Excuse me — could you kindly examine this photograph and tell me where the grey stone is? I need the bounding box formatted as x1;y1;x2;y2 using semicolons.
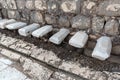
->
45;14;57;24
59;16;70;27
26;0;34;10
71;15;91;29
104;19;119;35
31;48;61;67
112;45;120;55
2;9;8;18
8;10;20;20
97;0;120;16
1;49;21;61
61;0;82;14
47;0;59;13
92;16;105;33
6;0;17;9
30;11;44;24
0;0;8;9
21;58;53;80
35;0;47;11
16;0;26;9
81;1;96;15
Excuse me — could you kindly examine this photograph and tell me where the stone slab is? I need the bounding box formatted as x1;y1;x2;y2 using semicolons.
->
6;22;27;30
92;36;112;60
0;19;16;29
18;23;40;36
32;25;53;38
69;31;88;48
49;28;70;45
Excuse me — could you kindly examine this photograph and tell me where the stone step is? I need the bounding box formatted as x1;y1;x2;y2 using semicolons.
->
0;19;16;29
6;22;27;30
49;28;70;45
18;23;40;36
32;25;53;38
69;31;88;48
92;36;112;61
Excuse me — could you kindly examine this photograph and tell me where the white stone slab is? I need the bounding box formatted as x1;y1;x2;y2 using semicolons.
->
6;22;27;30
0;62;8;71
32;25;53;38
69;31;88;48
0;19;16;29
0;58;12;65
0;67;27;80
92;36;112;60
18;23;40;36
49;28;70;45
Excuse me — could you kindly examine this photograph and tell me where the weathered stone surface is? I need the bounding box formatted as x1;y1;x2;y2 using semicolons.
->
2;9;8;18
104;19;119;36
8;10;20;20
6;0;17;9
97;0;120;16
18;23;40;36
92;16;105;33
31;47;61;67
87;41;96;50
61;0;81;13
69;31;88;48
35;0;47;10
32;25;53;38
59;16;70;27
45;14;57;24
30;11;44;24
49;28;70;45
47;0;59;13
71;15;91;29
92;36;112;61
16;0;26;9
1;49;21;61
108;55;120;64
51;72;81;80
0;57;12;65
21;58;53;80
10;40;32;55
26;0;34;10
81;1;96;15
0;0;8;9
0;35;17;47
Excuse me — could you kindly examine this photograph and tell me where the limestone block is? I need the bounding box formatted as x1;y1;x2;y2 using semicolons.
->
0;19;16;29
6;22;27;30
69;31;88;48
32;25;53;38
92;36;112;61
49;28;70;45
18;23;40;36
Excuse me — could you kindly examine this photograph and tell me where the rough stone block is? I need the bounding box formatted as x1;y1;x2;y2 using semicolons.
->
35;0;47;10
8;10;20;20
58;16;70;27
6;22;27;30
1;49;21;61
112;45;120;55
92;16;105;33
49;28;70;45
6;0;17;9
21;58;53;80
69;31;88;48
71;15;91;29
45;14;57;24
30;11;44;24
97;0;120;16
16;0;26;9
32;25;53;38
26;0;34;10
61;0;82;13
92;36;112;61
0;19;16;29
18;23;40;36
104;19;119;36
